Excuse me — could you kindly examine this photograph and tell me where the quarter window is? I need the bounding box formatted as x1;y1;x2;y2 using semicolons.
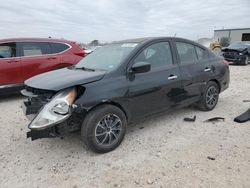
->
22;42;50;56
134;42;173;69
50;42;70;53
0;43;16;58
176;42;198;64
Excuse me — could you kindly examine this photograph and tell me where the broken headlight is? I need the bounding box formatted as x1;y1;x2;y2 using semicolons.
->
28;88;77;130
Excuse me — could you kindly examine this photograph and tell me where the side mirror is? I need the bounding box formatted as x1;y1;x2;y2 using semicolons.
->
130;62;151;74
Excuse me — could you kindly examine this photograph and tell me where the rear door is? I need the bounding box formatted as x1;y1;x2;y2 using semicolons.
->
173;40;211;104
20;42;61;81
128;41;183;119
0;42;22;86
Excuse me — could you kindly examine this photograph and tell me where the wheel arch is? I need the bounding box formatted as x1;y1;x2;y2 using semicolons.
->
208;79;221;92
86;101;129;122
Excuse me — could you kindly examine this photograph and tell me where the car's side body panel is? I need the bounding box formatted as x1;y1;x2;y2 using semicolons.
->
68;38;229;123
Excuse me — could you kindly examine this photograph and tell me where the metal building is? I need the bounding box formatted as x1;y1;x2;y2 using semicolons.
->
214;28;250;42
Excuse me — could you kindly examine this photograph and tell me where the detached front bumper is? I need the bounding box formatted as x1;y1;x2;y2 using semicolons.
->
27;127;57;140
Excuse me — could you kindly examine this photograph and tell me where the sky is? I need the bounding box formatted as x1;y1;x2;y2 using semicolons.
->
0;0;249;43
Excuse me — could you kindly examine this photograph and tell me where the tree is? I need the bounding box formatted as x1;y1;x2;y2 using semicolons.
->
89;40;99;46
219;37;231;47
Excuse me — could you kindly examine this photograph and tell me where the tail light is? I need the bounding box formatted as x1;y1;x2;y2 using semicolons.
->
74;51;85;57
223;59;229;66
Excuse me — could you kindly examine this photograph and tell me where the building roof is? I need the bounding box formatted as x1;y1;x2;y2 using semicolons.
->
214;28;250;32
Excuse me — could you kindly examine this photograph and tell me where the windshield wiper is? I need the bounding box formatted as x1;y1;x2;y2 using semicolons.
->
74;66;95;72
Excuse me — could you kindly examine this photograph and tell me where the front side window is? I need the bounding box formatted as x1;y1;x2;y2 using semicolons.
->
21;42;50;56
176;42;198;64
134;42;173;69
0;43;16;58
75;43;137;71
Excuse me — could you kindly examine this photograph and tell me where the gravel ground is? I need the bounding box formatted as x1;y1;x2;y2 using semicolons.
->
0;65;250;188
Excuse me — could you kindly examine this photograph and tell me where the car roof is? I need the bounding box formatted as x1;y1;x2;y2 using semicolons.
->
116;37;190;43
113;37;196;44
111;37;207;50
0;37;75;44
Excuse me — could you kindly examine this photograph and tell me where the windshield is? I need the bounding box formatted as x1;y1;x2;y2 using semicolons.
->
228;42;250;49
75;43;138;71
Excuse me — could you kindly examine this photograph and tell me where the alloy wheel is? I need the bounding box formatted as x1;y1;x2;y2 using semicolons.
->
94;114;122;146
206;86;218;108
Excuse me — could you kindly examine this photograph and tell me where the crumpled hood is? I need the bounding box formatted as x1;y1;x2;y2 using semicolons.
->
221;47;248;52
25;67;106;91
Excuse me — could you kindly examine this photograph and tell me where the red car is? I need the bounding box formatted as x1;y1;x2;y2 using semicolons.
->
0;38;85;92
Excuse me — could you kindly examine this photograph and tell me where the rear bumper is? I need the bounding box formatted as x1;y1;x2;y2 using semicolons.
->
0;83;23;94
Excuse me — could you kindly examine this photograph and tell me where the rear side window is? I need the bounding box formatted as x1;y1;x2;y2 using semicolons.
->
134;42;173;69
50;42;70;53
195;46;207;60
0;43;16;58
22;42;50;56
176;42;197;64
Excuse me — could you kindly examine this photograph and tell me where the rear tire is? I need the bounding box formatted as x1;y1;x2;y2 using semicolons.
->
197;81;219;111
81;105;127;153
244;56;249;65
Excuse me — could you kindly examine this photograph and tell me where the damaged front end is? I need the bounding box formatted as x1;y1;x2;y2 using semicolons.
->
222;48;249;64
22;86;83;140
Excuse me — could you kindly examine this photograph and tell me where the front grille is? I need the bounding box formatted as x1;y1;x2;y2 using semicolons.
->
224;51;238;59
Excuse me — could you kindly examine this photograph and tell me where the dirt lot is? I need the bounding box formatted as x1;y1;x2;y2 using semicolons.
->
0;65;250;188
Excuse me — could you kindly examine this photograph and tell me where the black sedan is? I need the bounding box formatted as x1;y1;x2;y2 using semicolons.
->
21;37;230;153
222;42;250;65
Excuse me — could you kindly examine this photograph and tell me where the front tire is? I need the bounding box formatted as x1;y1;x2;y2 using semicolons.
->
197;81;219;111
81;105;127;153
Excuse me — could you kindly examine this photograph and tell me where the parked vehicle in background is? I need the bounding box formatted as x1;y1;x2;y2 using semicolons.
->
0;38;85;93
221;42;250;65
21;37;230;153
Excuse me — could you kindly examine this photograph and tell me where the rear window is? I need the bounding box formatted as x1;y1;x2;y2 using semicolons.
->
50;42;70;53
22;42;50;56
195;46;207;60
0;43;16;58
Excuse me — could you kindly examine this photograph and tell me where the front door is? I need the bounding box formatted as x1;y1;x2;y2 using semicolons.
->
128;41;182;120
0;42;22;86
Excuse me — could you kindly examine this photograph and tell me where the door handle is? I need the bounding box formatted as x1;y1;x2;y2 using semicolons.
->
7;59;19;63
48;57;57;60
204;67;211;72
168;75;178;80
